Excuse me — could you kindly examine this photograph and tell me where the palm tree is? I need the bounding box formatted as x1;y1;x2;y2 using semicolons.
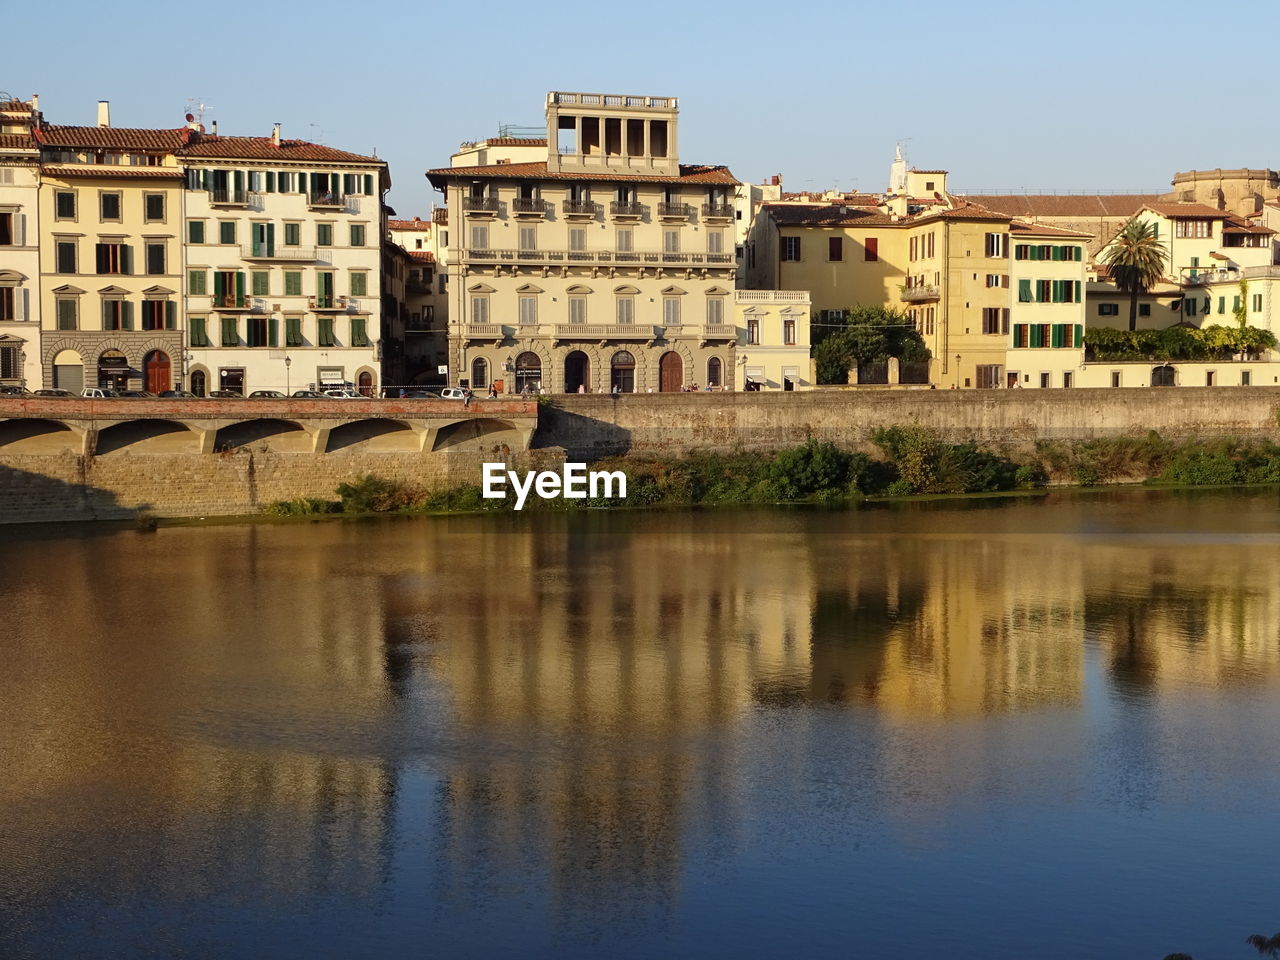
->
1102;219;1169;331
1247;932;1280;957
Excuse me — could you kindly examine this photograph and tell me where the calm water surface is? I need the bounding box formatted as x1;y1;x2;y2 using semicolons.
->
4;489;1280;959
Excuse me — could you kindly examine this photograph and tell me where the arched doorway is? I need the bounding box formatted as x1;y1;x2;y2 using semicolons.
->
144;350;171;394
564;350;589;393
515;352;542;394
98;350;129;391
1152;364;1176;387
707;357;722;389
611;350;636;393
471;357;488;390
358;371;374;397
52;349;84;394
659;351;683;392
190;369;207;397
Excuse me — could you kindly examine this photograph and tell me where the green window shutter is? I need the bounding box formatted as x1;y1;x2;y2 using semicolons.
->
351;317;367;346
121;245;133;275
268;317;278;348
1234;296;1241;311
102;299;112;329
189;270;204;295
266;172;276;192
287;316;301;346
213;272;225;298
364;174;373;195
266;222;275;256
1075;324;1083;346
1074;282;1081;304
285;271;301;296
189;317;203;346
165;300;176;330
235;272;246;302
1050;280;1059;303
188;221;204;243
1051;324;1063;348
1018;279;1032;302
351;273;366;297
1218;296;1225;314
252;271;268;296
233;170;243;191
121;300;133;331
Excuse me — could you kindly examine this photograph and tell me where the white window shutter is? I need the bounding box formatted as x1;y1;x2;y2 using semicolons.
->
15;287;26;321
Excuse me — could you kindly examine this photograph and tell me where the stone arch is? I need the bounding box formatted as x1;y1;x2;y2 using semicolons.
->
432;417;524;453
0;418;81;454
96;419;198;455
509;339;553;393
557;342;604;393
189;365;210;397
214;418;309;453
325;418;417;453
355;365;377;397
638;340;695;393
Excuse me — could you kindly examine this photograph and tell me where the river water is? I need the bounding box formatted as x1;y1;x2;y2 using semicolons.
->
3;489;1280;959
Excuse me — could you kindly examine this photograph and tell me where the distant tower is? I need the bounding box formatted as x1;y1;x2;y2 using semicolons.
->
889;143;908;195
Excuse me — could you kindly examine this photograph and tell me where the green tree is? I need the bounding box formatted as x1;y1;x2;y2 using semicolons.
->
1247;933;1280;958
1235;277;1249;329
1102;219;1169;331
812;306;930;384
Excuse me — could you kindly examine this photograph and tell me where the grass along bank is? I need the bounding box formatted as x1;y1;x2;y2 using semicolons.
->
263;428;1280;518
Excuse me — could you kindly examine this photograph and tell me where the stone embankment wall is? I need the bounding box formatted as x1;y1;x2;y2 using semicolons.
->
537;389;1280;459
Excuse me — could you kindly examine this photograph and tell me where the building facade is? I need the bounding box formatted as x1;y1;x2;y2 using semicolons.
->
0;97;42;388
734;290;810;390
1005;221;1091;388
387;215;449;385
427;92;741;394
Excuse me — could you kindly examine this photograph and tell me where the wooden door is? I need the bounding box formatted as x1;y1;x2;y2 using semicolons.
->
144;351;171;393
659;351;682;392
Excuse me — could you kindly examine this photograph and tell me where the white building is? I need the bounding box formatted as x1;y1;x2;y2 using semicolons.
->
0;97;42;388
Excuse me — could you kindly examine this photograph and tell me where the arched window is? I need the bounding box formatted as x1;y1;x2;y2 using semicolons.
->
471;357;489;389
611;350;636;393
190;369;207;397
707;357;722;388
514;352;541;394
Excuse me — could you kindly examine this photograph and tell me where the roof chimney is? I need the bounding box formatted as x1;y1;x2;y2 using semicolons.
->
271;122;281;147
210;120;217;135
97;100;110;127
31;94;39;112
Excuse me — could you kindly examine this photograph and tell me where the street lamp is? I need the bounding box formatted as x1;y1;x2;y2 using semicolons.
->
284;354;292;395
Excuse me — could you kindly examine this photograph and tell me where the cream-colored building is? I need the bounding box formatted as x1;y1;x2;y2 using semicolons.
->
427;92;742;394
387;215;448;385
734;290;810;390
179;124;388;396
1005;221;1091;388
0;97;42;388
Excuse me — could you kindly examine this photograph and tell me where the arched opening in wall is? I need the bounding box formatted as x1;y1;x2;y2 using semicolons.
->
0;418;79;454
707;357;722;389
52;349;84;395
514;352;542;394
432;418;523;452
95;419;196;455
564;350;589;393
325;418;417;453
98;349;130;391
659;351;683;392
357;370;375;397
214;418;309;453
144;350;171;394
190;368;208;397
1152;365;1176;387
471;357;489;390
611;350;635;393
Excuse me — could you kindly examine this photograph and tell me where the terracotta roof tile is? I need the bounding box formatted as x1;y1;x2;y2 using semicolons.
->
406;250;436;263
1141;202;1229;219
958;194;1161;218
911;201;1012;224
37;125;188;150
909;168;947;174
0;134;37;151
427;161;739;187
480;137;547;147
1009;219;1095;239
765;203;895;227
432;209;448;224
387;217;431;231
178;134;382;164
42;165;183;179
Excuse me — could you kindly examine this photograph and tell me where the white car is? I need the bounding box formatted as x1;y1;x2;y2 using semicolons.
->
439;387;469;400
321;388;362;399
81;387;121;398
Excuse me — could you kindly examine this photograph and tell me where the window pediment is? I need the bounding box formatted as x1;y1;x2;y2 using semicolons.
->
142;285;175;296
51;284;85;295
97;284;130;296
467;282;496;294
0;270;26;283
515;283;544;294
660;285;686;296
565;284;594;295
704;286;731;296
613;284;640;295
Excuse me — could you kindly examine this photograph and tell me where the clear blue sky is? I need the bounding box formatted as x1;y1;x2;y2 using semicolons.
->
6;0;1277;214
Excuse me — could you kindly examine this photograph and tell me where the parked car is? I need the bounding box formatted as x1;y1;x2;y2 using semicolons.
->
208;389;243;399
33;389;75;398
321;388;362;399
0;385;31;396
120;390;158;399
158;390;200;399
291;389;326;399
248;390;287;399
81;387;121;398
439;387;468;400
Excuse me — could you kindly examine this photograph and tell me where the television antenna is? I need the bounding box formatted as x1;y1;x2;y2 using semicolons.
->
184;98;210;124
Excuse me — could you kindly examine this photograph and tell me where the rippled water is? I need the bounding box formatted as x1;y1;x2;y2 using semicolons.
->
4;488;1280;959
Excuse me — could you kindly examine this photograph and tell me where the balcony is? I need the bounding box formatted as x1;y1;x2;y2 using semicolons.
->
462;248;736;268
609;201;646;219
462;323;504;340
307;192;345;210
209;188;249;207
735;290;811;303
462;196;500;216
406;280;432;295
212;294;251;310
511;197;548;217
241;244;317;261
554;323;659;342
658;202;691;220
700;324;737;341
562;199;598;219
1243;265;1280;279
308;295;349;311
701;202;734;220
1183;269;1237;286
900;284;941;303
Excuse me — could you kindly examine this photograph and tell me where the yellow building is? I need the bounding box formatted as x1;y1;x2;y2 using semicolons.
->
1005;221;1091;388
0;96;42;388
387;214;449;385
734;289;811;390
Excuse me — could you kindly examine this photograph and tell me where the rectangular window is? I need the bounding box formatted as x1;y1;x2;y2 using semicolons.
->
663;229;680;254
828;236;843;261
986;274;1002;288
100;192;122;221
616;227;633;253
616;297;634;324
145;242;165;276
984;232;1007;257
317;223;333;247
470;295;488;324
102;299;132;331
1111;370;1122;388
56;240;77;274
318;317;336;347
188;220;205;244
141;300;167;331
349;224;365;247
285;316;303;346
218;221;236;245
350;272;367;297
1062;371;1074;388
189;316;209;347
1099;303;1119;316
784;318;796;345
55;191;76;219
188;269;207;295
569;296;587;324
663;297;680;326
569;227;586;253
519;295;537;325
284;222;301;246
144;194;165;222
220;317;238;347
284;271;302;296
1040;372;1051;389
95;242;129;275
519;225;536;251
1139;303;1151;317
982;308;1002;335
1018;278;1032;302
1013;324;1029;348
1186;298;1198;317
708;230;724;255
1242;370;1252;386
251;270;269;296
864;237;878;261
57;298;77;330
781;236;801;261
1254;294;1263;312
707;298;724;325
747;318;760;345
350;317;369;347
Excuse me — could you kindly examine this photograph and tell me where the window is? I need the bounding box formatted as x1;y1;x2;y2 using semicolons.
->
984;232;1007;257
708;230;724;255
1111;370;1122;388
1254;294;1263;312
747;317;760;345
350;272;367;297
616;227;633;253
284;271;302;296
1242;370;1252;386
100;192;122;221
0;287;16;321
188;220;205;244
349;224;366;247
187;270;207;296
1018;278;1033;303
102;298;132;331
569;228;586;253
317;223;333;247
616;296;634;324
144;194;165;222
145;242;165;276
251;271;269;296
784;318;796;345
1205;370;1216;387
1185;298;1197;317
976;364;1003;389
707;297;724;325
317;317;336;347
470;295;489;324
56;298;77;330
0;343;18;380
95;242;130;275
1218;296;1226;314
569;296;587;324
1174;219;1211;239
519;295;537;324
471;357;488;389
864;237;878;261
350;317;369;347
1099;303;1119;316
285;317;303;346
986;274;1008;288
55;191;76;219
707;357;722;387
189;316;209;347
981;308;1008;335
828;236;843;261
519;225;536;252
221;317;238;347
284;222;301;246
56;240;77;274
1062;371;1073;388
663;297;680;326
1139;303;1151;317
1040;372;1051;389
141;300;174;331
219;221;236;244
663;229;680;254
781;236;801;261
